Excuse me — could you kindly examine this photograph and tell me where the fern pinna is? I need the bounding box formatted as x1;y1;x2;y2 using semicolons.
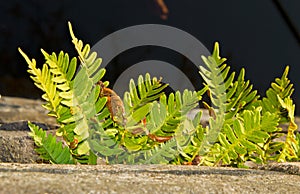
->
19;22;299;166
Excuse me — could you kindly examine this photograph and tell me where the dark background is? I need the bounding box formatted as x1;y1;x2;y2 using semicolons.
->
0;0;299;113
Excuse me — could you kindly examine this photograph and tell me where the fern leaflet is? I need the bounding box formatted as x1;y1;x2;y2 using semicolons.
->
28;122;75;164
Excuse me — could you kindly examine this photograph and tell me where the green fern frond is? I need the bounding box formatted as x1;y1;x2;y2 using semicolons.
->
19;47;78;155
123;73;168;115
198;42;261;164
213;107;275;165
260;66;298;162
20;21;299;167
99;74;201;164
146;90;199;136
101;137;177;164
65;23;107;155
225;68;259;119
88;119;124;162
68;22;107;136
277;97;298;161
68;22;105;84
41;49;77;107
173;117;201;164
180;111;209;164
20;23;109;162
199;42;227;114
18;48;62;117
19;47;79;141
201;44;259;119
261;66;294;122
28;122;75;164
142;139;178;164
200;43;259;121
198;43;228;156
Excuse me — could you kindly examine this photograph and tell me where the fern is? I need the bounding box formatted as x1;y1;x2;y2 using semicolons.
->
196;43;229;162
19;23;108;164
196;42;298;166
200;43;259;122
18;47;79;149
18;49;62;117
19;22;299;167
41;50;77;107
215;107;277;166
258;66;298;162
276;97;298;161
112;138;178;164
122;77;201;163
68;22;107;145
261;66;294;120
28;122;75;164
142;139;178;164
146;90;199;136
123;73;168;121
87;73;203;164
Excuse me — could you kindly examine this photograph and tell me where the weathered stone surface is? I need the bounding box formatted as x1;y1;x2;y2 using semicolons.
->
0;96;58;163
0;129;58;163
261;162;300;175
1;163;300;194
0;96;56;125
0;130;39;163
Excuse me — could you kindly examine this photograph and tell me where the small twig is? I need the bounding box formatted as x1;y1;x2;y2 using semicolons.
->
154;0;169;20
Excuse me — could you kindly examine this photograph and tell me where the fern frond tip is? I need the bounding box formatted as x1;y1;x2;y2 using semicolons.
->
283;65;290;78
68;21;77;43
